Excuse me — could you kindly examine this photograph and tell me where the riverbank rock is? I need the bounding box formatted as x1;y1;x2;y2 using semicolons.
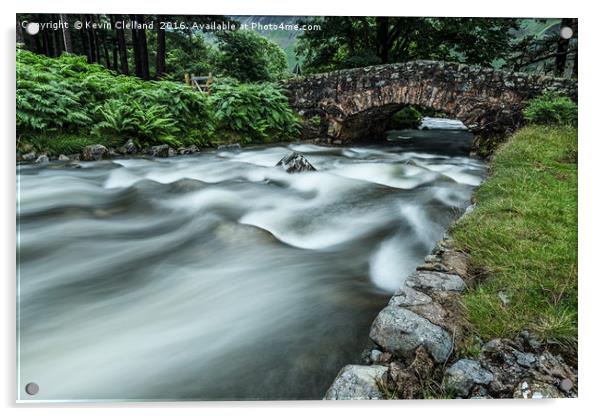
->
178;145;199;155
406;270;466;293
217;143;242;152
276;152;317;173
324;365;388;400
444;359;493;397
80;144;108;161
35;154;49;164
369;306;452;363
146;144;171;158
119;139;137;155
21;151;37;162
58;154;70;161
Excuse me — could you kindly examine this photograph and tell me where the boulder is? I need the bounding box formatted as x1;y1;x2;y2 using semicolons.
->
21;151;37;161
324;365;388;400
58;154;70;161
388;285;432;307
178;145;199;155
445;359;493;397
118;139;137;155
146;144;171;158
406;270;466;293
80;144;108;161
35;154;49;164
276;152;317;173
369;306;452;363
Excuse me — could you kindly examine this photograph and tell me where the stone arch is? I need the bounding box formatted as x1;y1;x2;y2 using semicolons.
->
283;61;577;144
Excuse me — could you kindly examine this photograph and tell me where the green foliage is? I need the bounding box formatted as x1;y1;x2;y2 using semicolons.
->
163;32;217;82
296;17;519;73
17;48;300;153
210;80;299;143
215;30;289;82
451;125;577;346
388;106;422;129
523;92;578;127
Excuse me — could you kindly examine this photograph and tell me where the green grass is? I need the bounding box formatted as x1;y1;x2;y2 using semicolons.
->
451;125;577;347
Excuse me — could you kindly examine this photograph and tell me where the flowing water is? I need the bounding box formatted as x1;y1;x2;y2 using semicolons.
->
17;128;486;401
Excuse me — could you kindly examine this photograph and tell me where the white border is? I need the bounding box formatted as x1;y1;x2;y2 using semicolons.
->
2;1;600;415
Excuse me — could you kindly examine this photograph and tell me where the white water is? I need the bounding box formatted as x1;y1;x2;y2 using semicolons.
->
17;131;486;400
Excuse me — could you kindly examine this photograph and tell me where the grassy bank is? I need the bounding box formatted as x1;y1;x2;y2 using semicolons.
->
451;125;577;348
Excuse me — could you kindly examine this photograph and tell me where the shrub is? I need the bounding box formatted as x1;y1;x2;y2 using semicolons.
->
388;106;422;129
215;30;289;82
210;80;300;143
523;92;578;127
16;48;300;153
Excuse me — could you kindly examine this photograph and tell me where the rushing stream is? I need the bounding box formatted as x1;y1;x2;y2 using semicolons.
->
17;128;486;401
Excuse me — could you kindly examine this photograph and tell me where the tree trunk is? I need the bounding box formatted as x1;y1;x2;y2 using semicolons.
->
113;15;129;75
91;15;102;64
156;22;166;78
52;15;63;56
60;14;73;53
555;18;573;77
131;15;143;77
376;17;390;64
137;15;150;80
16;17;24;44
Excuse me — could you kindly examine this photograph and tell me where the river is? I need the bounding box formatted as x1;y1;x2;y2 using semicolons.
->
17;128;486;401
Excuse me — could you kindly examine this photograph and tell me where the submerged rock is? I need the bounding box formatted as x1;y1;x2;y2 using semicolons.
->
445;359;493;397
80;144;108;161
369;306;452;363
324;365;388;400
276;152;317;173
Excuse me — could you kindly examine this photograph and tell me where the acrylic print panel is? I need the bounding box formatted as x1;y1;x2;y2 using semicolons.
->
16;14;578;401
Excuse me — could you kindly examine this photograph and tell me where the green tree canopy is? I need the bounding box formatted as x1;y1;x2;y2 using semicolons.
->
215;30;288;82
296;17;519;73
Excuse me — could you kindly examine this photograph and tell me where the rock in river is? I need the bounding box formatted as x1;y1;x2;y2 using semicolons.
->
324;365;388;400
369;306;452;363
276;152;317;173
80;144;109;161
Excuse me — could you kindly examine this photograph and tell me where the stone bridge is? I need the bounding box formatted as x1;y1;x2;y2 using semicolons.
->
282;61;577;144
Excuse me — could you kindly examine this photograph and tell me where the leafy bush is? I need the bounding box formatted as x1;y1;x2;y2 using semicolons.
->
210;80;299;143
215;30;289;82
523;92;578;127
16;48;300;153
388;106;422;129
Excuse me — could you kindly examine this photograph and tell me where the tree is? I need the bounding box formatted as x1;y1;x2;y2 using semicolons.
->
296;17;520;73
130;14;150;79
112;14;129;75
156;21;166;78
505;19;577;78
215;30;288;82
59;14;72;53
555;18;577;77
